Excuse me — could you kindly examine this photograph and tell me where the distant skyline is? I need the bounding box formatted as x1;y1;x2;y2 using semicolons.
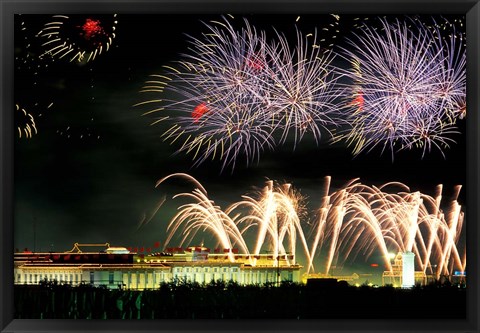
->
14;14;466;282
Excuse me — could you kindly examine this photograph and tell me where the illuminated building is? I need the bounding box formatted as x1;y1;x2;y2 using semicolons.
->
452;270;466;284
382;252;427;287
401;251;415;288
14;243;302;289
301;272;360;284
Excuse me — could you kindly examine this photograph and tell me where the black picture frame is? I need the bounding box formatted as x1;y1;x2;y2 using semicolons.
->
1;0;479;332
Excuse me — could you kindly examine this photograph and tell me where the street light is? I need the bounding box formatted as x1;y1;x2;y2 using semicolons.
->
432;264;438;281
383;252;396;286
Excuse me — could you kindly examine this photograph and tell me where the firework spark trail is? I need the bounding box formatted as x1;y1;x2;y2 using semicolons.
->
155;174;465;278
179;18;271;106
305;175;334;272
157;174;313;266
337;17;466;159
16;104;38;139
233;180;312;267
137;195;166;231
167;189;249;262
435;191;464;278
264;28;342;148
138;16;343;171
334;186;407;272
157;173;250;262
430;21;467;121
314;180;465;278
172;96;278;171
334;188;394;272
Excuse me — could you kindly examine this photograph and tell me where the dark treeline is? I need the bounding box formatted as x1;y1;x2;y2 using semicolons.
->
14;280;466;319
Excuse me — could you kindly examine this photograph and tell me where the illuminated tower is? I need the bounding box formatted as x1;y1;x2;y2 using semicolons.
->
401;251;415;288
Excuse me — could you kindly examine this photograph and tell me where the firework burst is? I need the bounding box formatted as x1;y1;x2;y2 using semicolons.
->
16;104;38;139
264;28;341;146
430;21;467;122
137;16;342;172
37;14;118;63
337;17;466;158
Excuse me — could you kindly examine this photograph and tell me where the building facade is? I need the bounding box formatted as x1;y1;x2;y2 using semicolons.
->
14;244;302;290
382;252;427;287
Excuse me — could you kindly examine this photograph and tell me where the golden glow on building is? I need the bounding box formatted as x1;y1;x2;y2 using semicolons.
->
14;244;302;290
382;252;427;287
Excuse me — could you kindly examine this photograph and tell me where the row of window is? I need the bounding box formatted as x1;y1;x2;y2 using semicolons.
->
124;271;170;287
15;269;295;286
174;267;239;273
16;273;81;284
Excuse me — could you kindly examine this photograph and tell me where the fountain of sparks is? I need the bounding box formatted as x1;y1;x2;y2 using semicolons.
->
156;173;249;262
228;180;312;267
309;179;466;279
155;173;466;280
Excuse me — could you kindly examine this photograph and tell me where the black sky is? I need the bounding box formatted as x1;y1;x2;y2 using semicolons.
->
14;14;466;282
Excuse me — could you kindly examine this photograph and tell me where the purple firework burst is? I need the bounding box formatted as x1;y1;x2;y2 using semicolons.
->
137;16;342;172
337;17;466;159
265;28;341;147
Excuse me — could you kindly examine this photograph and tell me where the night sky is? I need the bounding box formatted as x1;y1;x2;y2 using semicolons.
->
14;14;466;282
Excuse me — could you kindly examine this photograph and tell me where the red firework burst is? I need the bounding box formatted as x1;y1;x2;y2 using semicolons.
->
38;14;118;63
